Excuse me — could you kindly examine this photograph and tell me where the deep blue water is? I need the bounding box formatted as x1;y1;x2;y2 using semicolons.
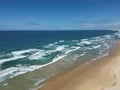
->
0;30;117;52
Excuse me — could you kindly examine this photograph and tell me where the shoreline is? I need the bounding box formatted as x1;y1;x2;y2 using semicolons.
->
38;40;120;90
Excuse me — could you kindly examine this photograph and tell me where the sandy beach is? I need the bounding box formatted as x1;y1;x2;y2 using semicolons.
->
38;41;120;90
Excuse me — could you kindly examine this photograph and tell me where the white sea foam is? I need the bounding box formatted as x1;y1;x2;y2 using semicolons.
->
0;45;69;66
0;49;41;64
3;83;8;86
115;32;120;38
81;41;91;45
11;49;39;56
48;43;54;46
0;52;67;83
53;55;67;62
59;40;64;43
104;35;112;39
46;45;66;54
0;67;18;82
45;50;56;54
0;55;26;64
92;45;101;49
34;79;46;86
28;50;45;60
0;67;33;83
44;43;56;48
54;42;58;44
81;39;88;41
65;50;74;54
104;43;110;49
85;47;93;50
65;47;81;54
80;52;86;56
56;45;65;51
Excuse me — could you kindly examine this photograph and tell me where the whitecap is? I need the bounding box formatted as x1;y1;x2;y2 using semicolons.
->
54;42;58;44
48;43;54;47
81;41;91;45
92;45;101;49
52;55;67;62
28;51;46;60
0;55;26;64
11;49;39;56
0;49;41;64
65;47;81;54
59;40;64;43
56;45;65;51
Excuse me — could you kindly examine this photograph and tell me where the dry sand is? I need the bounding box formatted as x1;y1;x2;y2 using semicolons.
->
38;41;120;90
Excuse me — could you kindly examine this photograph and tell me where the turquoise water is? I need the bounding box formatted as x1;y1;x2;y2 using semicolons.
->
0;30;120;90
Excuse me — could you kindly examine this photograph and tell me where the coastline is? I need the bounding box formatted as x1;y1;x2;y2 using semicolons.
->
38;40;120;90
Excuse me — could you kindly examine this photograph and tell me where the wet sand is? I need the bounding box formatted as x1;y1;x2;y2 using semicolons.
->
38;41;120;90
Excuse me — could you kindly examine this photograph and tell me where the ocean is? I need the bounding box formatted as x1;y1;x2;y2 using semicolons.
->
0;30;120;90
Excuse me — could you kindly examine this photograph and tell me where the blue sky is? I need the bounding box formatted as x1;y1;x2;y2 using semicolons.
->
0;0;120;30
